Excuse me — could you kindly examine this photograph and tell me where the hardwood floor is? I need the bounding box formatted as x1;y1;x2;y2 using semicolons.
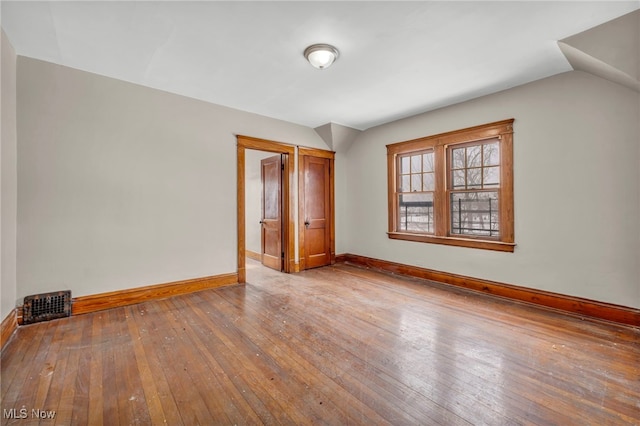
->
2;260;639;425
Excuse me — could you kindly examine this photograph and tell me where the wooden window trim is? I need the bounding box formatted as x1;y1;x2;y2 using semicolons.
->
386;119;515;252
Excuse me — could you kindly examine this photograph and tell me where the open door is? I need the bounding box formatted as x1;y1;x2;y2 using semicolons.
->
260;155;284;271
299;149;334;270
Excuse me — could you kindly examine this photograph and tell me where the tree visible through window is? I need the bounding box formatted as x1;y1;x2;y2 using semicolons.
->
449;141;500;237
386;119;515;252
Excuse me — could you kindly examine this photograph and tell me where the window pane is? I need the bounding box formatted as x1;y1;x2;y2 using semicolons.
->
453;170;465;189
483;166;500;187
466;168;482;188
411;155;421;173
401;156;410;174
450;191;499;237
466;145;481;167
452;148;465;169
398;193;434;233
422;173;434;191
411;174;422;191
423;152;434;172
401;175;411;192
483;142;499;166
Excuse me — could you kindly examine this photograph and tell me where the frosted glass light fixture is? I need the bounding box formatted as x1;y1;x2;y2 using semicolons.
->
304;44;339;69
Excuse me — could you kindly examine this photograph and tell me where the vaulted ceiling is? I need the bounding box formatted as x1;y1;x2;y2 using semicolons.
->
2;1;638;130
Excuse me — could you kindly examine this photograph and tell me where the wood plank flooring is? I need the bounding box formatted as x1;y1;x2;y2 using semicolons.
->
2;260;639;425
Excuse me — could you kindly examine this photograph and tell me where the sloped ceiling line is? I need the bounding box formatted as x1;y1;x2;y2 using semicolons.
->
314;123;361;153
559;10;640;92
2;2;639;129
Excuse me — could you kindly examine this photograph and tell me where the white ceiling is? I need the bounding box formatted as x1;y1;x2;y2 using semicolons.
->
2;1;638;130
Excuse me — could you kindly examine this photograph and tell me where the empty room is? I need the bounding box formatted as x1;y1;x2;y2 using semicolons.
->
1;1;639;424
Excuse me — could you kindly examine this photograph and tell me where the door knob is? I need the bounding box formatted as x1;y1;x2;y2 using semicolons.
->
304;220;310;227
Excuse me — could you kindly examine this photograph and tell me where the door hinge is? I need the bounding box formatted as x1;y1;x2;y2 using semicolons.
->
281;252;285;259
281;163;285;171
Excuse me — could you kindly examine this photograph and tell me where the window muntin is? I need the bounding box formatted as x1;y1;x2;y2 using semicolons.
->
450;141;500;189
386;119;515;252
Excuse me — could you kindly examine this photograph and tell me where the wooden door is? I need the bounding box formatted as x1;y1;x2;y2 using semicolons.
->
301;154;332;269
261;155;283;271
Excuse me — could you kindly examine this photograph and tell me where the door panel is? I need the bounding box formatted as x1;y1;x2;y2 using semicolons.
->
302;156;332;269
261;155;283;271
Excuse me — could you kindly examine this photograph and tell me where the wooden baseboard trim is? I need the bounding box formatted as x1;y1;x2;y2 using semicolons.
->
245;250;261;262
338;253;640;328
1;308;18;350
72;273;239;316
335;253;348;263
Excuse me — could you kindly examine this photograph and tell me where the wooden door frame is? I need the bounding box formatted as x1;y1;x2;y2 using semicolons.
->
237;136;295;283
298;147;335;271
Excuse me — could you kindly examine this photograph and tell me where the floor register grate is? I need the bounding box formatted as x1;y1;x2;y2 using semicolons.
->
22;290;71;324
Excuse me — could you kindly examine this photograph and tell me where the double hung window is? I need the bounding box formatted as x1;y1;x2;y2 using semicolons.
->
386;119;515;252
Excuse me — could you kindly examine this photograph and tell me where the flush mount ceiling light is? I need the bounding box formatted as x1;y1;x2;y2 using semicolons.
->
304;44;339;70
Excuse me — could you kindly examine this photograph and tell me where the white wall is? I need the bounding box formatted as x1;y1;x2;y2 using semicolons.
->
1;30;18;319
16;57;330;299
345;70;640;309
334;151;348;255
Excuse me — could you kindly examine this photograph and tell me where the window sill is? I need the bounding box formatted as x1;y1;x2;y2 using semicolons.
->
387;232;515;252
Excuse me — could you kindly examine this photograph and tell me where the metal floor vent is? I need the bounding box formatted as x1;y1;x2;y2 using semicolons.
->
23;291;71;324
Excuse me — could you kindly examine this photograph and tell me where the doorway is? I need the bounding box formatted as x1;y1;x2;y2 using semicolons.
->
237;136;294;283
236;136;335;283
